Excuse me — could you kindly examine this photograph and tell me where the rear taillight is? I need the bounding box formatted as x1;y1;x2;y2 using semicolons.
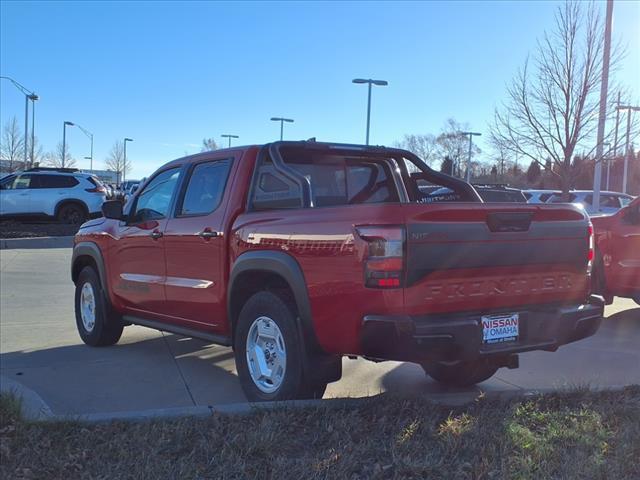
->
86;177;107;194
587;224;594;274
356;226;405;288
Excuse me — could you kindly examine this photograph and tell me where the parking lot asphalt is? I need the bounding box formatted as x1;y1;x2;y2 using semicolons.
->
1;247;638;415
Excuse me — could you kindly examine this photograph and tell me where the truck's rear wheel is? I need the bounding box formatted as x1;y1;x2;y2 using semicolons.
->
592;253;614;305
234;291;326;402
421;359;497;387
74;266;123;346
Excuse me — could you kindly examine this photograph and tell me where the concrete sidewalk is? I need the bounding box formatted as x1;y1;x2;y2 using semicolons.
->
1;248;639;418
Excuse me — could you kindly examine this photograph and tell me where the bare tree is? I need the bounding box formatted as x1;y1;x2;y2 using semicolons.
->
491;1;625;193
1;116;25;171
104;140;131;184
26;135;45;168
44;142;76;169
201;138;218;152
436;118;481;177
394;134;439;166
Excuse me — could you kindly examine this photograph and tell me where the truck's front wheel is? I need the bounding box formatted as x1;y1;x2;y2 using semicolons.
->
421;359;497;387
234;291;326;402
74;266;123;346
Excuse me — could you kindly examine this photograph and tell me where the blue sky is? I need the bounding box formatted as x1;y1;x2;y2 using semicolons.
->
1;0;639;179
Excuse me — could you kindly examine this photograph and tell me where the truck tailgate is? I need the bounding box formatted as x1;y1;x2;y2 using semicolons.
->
403;203;591;315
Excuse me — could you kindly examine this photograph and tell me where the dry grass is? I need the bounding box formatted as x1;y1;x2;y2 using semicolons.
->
1;387;639;479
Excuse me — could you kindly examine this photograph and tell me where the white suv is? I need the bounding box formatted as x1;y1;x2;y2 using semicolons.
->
0;168;107;224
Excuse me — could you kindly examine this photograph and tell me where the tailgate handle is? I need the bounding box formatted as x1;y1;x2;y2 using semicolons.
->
486;212;533;233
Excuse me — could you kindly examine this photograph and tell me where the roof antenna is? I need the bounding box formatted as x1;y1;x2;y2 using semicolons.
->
306;137;316;142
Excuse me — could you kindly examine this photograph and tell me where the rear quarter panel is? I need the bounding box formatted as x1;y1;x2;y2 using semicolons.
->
231;204;406;354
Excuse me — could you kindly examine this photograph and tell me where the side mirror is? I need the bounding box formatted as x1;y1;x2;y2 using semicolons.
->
102;200;124;220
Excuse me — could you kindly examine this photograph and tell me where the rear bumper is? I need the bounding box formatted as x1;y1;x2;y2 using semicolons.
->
360;295;604;362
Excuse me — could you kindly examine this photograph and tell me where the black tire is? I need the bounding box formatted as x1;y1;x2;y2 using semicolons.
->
234;291;326;402
421;359;498;387
74;266;123;346
592;253;614;305
58;202;86;224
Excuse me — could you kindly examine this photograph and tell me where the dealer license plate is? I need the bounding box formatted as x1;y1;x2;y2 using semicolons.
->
482;313;519;344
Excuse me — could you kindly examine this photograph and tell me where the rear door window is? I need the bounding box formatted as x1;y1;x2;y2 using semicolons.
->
32;175;79;188
178;159;232;216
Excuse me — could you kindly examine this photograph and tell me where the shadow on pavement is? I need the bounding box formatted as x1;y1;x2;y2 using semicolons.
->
379;307;640;397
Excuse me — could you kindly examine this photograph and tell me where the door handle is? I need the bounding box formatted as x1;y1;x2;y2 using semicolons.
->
150;230;163;240
198;229;219;239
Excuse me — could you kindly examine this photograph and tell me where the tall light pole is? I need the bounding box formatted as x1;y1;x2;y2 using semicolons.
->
617;105;640;194
29;93;38;167
123;138;133;184
352;78;388;145
270;117;294;141
1;76;38;167
221;134;239;148
461;131;482;182
602;142;611;191
74;123;93;170
592;0;613;212
62;121;74;168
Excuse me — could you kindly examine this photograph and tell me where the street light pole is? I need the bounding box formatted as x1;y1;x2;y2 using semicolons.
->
28;94;38;167
617;105;640;194
221;134;239;148
0;77;38;167
592;0;613;212
611;92;622;190
270;118;294;141
461;131;482;182
352;78;388;145
74;123;94;170
24;95;29;165
123;138;133;184
62;121;74;168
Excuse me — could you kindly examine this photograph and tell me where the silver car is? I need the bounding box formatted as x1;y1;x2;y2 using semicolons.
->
546;190;635;215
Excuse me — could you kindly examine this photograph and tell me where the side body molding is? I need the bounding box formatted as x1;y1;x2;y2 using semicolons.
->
228;250;323;354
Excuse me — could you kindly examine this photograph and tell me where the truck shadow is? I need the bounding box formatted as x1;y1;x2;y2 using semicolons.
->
0;331;246;415
378;307;640;397
2;308;637;415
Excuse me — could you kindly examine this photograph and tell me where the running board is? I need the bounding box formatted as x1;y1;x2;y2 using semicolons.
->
122;315;231;347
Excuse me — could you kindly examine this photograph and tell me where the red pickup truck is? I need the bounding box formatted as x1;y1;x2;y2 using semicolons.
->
592;196;640;305
71;141;604;402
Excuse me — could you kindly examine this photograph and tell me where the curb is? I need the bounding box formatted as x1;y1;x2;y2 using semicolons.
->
3;381;632;424
0;375;54;420
63;397;369;423
0;236;74;249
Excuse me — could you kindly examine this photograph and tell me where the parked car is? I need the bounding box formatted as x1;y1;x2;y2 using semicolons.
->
591;196;640;305
0;167;107;223
71;141;603;402
120;180;140;194
422;184;527;203
523;189;561;204
546;190;634;215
